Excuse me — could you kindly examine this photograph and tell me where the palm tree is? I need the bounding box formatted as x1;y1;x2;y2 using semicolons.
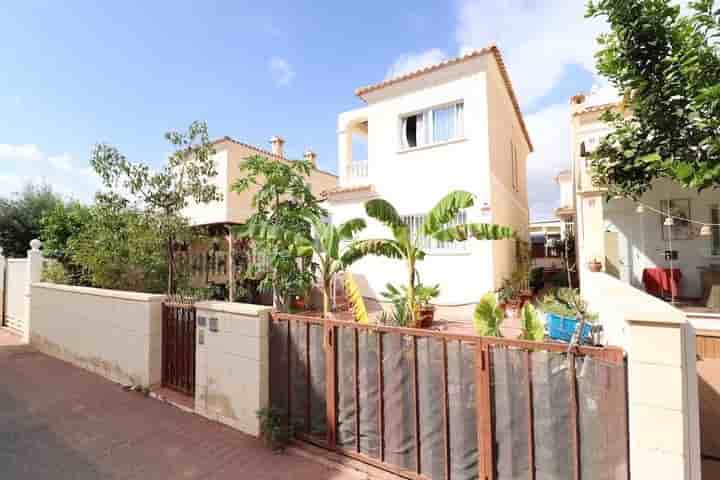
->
308;217;367;318
351;190;514;326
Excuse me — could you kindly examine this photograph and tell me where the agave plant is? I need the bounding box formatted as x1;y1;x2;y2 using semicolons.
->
307;217;367;317
519;302;545;341
474;292;504;337
351;190;514;326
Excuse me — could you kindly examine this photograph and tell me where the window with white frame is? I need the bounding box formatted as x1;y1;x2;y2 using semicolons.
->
511;141;519;192
401;102;464;149
401;211;468;251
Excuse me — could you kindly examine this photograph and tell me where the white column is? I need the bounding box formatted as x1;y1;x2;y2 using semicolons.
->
24;239;43;342
0;247;5;327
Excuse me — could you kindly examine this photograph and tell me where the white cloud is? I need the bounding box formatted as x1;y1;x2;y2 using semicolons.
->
0;144;43;162
48;153;73;171
456;0;608;108
0;144;100;202
385;48;448;80
524;103;573;221
268;56;295;86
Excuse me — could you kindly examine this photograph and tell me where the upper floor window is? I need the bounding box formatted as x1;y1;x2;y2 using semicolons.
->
401;102;464;150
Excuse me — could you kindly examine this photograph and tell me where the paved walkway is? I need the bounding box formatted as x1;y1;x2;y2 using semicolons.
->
0;336;365;480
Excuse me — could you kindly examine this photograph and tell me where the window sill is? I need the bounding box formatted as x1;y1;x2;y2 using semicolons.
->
398;137;467;155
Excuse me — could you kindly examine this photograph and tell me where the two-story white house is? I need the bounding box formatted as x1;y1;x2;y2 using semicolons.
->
325;45;532;318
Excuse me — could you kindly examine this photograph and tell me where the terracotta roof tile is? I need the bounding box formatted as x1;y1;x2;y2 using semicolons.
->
354;45;533;152
211;136;338;178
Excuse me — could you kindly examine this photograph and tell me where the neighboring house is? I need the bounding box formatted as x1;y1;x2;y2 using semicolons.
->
529;219;565;270
571;92;720;304
326;45;532;315
183;136;338;298
185;135;338;226
530;170;575;270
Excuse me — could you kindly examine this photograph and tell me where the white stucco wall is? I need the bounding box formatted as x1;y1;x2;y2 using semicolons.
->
583;272;701;480
329;55;530;313
29;283;165;387
194;301;271;437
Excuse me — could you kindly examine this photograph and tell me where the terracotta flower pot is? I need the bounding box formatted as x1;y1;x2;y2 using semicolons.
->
416;305;436;328
587;261;603;273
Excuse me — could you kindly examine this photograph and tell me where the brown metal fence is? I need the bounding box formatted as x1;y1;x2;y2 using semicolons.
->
270;313;627;480
162;302;197;396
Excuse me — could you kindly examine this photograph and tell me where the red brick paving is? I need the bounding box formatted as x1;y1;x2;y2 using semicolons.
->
0;342;369;479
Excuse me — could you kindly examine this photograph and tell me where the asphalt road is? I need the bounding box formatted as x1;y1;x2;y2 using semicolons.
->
0;331;362;480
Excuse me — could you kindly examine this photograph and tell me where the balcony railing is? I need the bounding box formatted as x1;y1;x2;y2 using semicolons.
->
346;160;368;180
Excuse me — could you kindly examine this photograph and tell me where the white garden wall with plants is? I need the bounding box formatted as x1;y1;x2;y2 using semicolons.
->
29;282;165;387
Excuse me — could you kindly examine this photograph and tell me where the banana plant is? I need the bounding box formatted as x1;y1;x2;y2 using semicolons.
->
474;292;504;337
351;190;514;326
307;217;367;317
519;302;545;341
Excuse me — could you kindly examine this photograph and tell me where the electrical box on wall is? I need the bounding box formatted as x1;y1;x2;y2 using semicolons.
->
665;250;678;261
209;317;219;332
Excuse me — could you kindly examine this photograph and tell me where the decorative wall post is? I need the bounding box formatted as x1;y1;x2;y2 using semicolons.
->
24;239;43;342
0;247;5;327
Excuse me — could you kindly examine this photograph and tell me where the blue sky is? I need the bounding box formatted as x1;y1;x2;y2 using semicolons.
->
0;0;616;220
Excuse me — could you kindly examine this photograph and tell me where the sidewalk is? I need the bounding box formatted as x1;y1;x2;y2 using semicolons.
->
0;340;367;480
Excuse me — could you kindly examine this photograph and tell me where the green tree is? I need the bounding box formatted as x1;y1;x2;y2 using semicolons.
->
40;200;92;282
352;191;514;326
586;0;720;197
0;183;63;257
307;217;367;318
69;194;169;293
91;121;221;293
232;155;324;311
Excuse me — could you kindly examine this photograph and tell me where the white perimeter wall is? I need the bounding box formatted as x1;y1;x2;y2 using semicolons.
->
29;283;165;387
583;271;701;480
194;301;271;436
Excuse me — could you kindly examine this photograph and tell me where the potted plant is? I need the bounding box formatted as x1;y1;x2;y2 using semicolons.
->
587;258;603;272
415;283;440;328
540;288;597;343
381;282;439;328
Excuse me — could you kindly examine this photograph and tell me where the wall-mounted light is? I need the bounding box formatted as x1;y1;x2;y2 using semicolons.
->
664;217;675;227
700;225;712;236
636;204;645;214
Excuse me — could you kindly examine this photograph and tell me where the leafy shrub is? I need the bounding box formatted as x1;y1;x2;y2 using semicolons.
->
41;260;71;285
519;303;545;341
474;292;504;337
256;407;294;452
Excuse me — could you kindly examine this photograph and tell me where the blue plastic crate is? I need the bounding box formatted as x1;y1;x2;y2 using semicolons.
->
545;313;592;343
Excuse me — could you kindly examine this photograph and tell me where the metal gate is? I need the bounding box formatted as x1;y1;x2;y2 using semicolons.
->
161;302;197;396
270;313;628;480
